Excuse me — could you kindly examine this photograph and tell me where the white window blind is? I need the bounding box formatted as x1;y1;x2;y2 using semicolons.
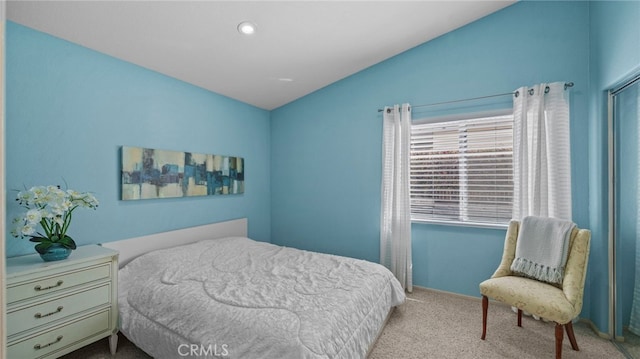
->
410;113;513;225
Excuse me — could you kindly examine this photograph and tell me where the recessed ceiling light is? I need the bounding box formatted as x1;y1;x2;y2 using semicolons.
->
278;78;294;82
237;21;257;35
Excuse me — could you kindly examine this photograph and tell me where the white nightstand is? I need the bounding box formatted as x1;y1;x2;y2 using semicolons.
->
6;245;119;358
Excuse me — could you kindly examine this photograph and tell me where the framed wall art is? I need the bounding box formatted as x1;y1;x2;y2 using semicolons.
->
121;146;244;200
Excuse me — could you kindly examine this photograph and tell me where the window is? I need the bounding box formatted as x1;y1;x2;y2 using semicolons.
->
410;112;513;226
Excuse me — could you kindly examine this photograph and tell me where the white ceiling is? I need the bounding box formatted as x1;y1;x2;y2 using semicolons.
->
7;1;515;110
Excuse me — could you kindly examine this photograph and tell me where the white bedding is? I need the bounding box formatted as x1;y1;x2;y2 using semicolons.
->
118;237;405;358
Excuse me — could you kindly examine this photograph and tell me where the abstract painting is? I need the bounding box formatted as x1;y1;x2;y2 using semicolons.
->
121;146;244;200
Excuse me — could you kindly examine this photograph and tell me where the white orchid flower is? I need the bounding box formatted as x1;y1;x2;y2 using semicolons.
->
25;209;42;224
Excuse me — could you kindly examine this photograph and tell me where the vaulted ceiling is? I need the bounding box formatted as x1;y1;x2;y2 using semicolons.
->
7;1;515;110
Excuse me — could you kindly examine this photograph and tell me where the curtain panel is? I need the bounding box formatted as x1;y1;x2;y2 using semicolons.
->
380;103;413;292
512;82;572;220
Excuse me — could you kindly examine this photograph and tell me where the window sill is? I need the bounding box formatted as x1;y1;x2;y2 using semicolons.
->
411;218;509;230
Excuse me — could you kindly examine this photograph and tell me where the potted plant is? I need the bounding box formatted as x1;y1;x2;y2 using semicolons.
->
12;185;99;261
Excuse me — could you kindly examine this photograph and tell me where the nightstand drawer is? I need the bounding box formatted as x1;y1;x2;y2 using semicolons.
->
8;309;110;359
7;263;111;304
7;284;111;337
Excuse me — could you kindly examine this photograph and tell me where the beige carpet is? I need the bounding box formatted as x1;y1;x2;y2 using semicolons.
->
62;287;624;358
369;288;624;359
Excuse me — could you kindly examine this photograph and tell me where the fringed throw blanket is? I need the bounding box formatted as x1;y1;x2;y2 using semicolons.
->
510;216;575;284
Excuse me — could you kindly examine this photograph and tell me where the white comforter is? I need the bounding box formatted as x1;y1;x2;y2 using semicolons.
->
118;237;405;359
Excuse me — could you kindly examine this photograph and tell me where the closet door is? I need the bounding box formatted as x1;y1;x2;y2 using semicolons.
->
1;3;7;357
613;76;640;353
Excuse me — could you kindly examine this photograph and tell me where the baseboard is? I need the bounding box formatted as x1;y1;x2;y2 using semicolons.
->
411;285;515;310
411;285;486;302
578;318;613;340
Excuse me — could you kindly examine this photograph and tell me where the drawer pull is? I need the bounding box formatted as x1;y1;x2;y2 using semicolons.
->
34;335;63;350
34;306;64;319
34;280;64;291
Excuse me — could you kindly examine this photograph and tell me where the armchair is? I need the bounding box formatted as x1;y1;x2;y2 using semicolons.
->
479;219;591;359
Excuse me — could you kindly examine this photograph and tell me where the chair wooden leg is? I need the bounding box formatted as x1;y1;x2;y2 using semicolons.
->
565;321;579;351
517;309;522;327
555;323;564;359
481;295;488;340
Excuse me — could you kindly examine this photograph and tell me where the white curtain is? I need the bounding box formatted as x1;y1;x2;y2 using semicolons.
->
380;103;413;292
512;82;572;220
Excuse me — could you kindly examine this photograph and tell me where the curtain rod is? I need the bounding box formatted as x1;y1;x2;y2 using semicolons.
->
377;82;574;113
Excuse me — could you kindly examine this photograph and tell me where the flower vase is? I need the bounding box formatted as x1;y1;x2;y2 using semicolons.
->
39;244;72;262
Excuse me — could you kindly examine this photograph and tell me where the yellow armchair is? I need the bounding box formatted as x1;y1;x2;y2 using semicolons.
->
479;220;591;359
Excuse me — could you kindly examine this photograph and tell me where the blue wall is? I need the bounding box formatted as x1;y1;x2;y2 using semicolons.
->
5;21;271;257
271;0;591;310
589;0;640;336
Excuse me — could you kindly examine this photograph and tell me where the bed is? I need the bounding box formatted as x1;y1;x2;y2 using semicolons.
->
103;218;405;358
